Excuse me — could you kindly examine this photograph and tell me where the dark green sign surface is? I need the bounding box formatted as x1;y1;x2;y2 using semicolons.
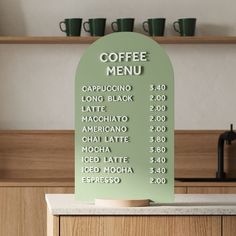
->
75;32;174;203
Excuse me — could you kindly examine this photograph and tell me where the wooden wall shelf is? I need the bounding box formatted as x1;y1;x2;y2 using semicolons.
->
0;36;235;44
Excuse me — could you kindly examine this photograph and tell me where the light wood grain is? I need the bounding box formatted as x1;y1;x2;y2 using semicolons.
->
174;187;187;193
223;216;236;236
23;187;74;236
175;131;218;178
0;36;235;44
0;130;74;179
187;187;236;193
60;216;221;236
153;36;236;44
95;199;150;207
0;178;74;187
175;131;236;178
0;36;99;44
0;187;73;236
47;208;59;236
0;187;22;236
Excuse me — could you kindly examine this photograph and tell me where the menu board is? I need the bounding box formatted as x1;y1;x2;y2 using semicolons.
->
75;32;174;203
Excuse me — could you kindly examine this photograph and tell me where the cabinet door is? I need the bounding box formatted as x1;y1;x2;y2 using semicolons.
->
223;216;236;236
0;188;22;236
60;216;221;236
0;186;74;236
187;187;236;193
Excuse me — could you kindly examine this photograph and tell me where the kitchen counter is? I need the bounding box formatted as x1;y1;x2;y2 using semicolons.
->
46;194;236;215
46;194;236;236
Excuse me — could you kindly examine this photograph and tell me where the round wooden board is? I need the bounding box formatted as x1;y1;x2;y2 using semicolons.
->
95;199;150;207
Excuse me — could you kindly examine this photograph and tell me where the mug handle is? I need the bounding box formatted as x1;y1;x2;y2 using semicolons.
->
83;21;90;33
59;21;66;32
173;21;180;33
142;21;149;33
111;21;118;32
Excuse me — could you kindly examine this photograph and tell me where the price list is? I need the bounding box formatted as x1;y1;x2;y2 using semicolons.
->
149;84;168;185
75;32;174;203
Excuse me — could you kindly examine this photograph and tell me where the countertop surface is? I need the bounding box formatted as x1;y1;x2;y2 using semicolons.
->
46;194;236;216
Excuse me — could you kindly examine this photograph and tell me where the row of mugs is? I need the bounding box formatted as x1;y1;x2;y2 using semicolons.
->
59;18;197;37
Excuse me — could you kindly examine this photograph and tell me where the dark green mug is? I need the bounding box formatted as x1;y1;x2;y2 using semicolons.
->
143;18;166;36
59;18;82;36
111;18;135;32
173;18;196;36
83;18;106;36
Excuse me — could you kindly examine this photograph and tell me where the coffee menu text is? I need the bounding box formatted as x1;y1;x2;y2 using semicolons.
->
79;51;168;185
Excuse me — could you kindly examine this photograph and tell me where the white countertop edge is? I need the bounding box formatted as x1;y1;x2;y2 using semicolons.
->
49;208;236;216
46;194;236;216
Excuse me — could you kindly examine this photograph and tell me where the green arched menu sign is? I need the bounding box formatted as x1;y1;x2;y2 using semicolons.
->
75;32;174;203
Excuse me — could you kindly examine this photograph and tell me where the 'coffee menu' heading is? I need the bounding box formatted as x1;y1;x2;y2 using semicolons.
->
99;51;149;76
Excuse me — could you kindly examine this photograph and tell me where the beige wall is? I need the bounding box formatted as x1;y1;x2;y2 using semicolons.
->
0;0;235;129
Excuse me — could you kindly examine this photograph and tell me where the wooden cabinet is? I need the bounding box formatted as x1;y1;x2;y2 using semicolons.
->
0;186;73;236
58;216;221;236
0;185;184;236
47;194;236;236
223;216;236;236
1;185;234;236
0;187;21;236
0;184;234;235
52;215;236;236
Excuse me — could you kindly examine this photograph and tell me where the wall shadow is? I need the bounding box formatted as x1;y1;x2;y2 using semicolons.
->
197;23;232;36
0;0;26;35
